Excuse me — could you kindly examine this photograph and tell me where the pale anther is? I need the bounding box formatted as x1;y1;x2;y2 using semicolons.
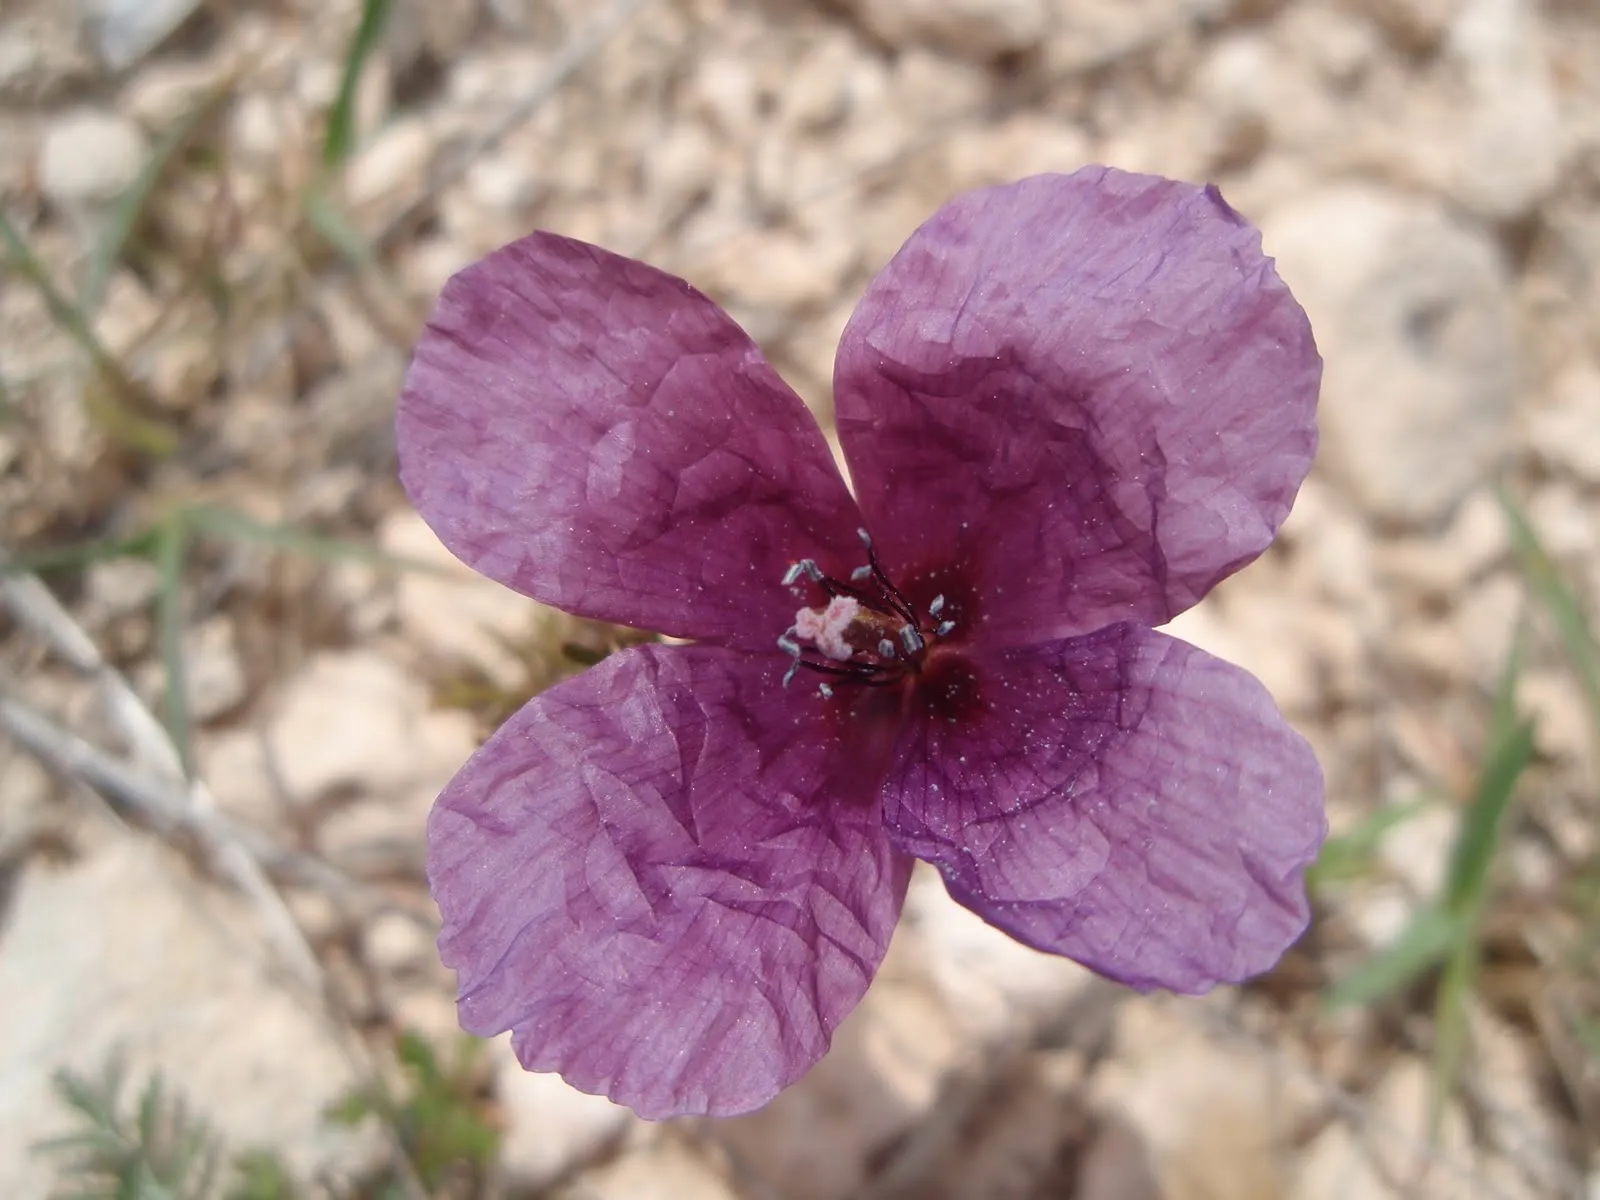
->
936;620;956;637
782;661;798;687
777;634;801;656
899;626;921;655
781;562;804;586
857;528;873;548
878;638;896;659
929;594;946;617
819;683;834;699
850;564;873;581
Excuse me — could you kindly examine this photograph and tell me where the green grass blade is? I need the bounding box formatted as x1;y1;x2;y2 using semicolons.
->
1442;622;1535;915
1325;903;1462;1010
80;88;228;313
0;528;162;576
154;512;194;778
1307;796;1434;891
303;187;379;273
185;504;449;574
323;0;393;169
1499;488;1600;751
0;211;180;456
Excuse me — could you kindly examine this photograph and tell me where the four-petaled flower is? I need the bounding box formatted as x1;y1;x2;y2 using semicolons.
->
397;166;1326;1119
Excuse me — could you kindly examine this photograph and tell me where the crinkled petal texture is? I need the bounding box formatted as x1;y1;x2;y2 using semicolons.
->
398;232;863;648
834;167;1321;647
428;643;910;1119
881;625;1324;992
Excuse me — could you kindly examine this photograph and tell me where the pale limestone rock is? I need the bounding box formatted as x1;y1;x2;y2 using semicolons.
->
1163;595;1318;715
265;649;442;806
563;1136;741;1200
0;841;366;1196
1262;186;1516;525
174;614;247;723
198;725;284;828
82;557;161;623
344;116;433;214
939;111;1091;189
360;910;435;976
642;122;718;205
1293;1120;1401;1200
720;920;961;1199
700;228;859;312
465;153;543;215
39;108;147;205
1466;1003;1570;1199
1527;364;1600;483
1344;883;1418;949
85;0;200;69
1092;1001;1304;1200
840;0;1050;60
905;862;1095;1039
491;1037;635;1189
124;58;234;126
1451;572;1522;686
1376;487;1509;598
1442;0;1565;219
777;31;864;132
1521;670;1595;771
1366;1057;1478;1197
1523;482;1595;560
1376;802;1457;899
1350;0;1466;50
380;509;553;689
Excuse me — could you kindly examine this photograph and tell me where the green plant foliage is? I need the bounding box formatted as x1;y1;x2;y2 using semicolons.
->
34;1059;295;1200
327;1030;499;1196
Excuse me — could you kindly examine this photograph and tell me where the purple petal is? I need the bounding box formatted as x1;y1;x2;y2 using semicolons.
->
428;643;910;1118
398;232;863;648
834;167;1321;646
881;624;1324;992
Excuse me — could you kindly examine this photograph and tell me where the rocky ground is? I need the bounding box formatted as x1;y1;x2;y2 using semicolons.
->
2;0;1598;1196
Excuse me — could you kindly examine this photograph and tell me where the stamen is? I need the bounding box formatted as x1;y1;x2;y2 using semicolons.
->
782;562;804;586
857;528;873;548
850;564;873;581
782;661;798;687
819;683;834;698
929;594;945;617
878;638;896;659
936;620;956;637
899;625;922;655
777;634;801;656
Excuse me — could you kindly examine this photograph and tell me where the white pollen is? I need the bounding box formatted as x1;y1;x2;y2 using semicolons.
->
929;594;945;617
850;564;873;581
794;595;859;662
819;683;834;698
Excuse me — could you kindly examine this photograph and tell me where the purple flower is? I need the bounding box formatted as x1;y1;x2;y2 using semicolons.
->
397;166;1326;1119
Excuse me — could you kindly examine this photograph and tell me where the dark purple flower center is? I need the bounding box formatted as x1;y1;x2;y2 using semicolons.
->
780;529;962;697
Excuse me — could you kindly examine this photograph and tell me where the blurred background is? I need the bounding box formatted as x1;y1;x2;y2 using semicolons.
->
1;0;1597;1196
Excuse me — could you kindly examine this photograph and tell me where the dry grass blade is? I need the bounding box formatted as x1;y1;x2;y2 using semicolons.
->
81;85;231;314
1499;489;1600;753
372;0;652;248
0;212;179;456
0;550;321;988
